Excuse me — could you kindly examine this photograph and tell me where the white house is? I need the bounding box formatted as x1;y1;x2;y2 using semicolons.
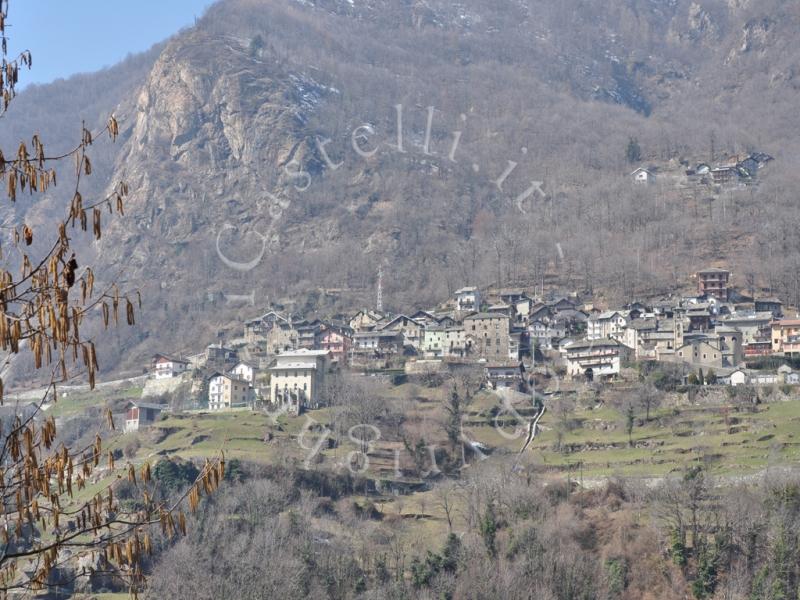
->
750;372;778;386
631;167;655;184
587;311;627;341
529;319;568;350
454;287;481;312
231;361;257;384
421;327;446;358
729;369;749;387
485;363;522;390
152;354;190;379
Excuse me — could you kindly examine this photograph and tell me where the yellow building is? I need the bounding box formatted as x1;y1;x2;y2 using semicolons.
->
771;319;800;354
208;373;252;411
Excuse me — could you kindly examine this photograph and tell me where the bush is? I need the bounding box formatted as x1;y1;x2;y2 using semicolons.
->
153;459;200;494
248;34;265;57
124;438;140;459
644;363;685;392
605;557;628;597
669;528;687;566
410;533;461;588
224;458;247;482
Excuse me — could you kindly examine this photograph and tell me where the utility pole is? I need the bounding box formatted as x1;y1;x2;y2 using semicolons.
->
376;266;383;313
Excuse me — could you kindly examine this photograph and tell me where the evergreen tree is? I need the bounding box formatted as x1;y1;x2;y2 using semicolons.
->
626;137;642;163
480;502;499;557
626;404;635;447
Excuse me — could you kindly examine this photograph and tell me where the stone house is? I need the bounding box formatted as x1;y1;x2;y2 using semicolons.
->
463;313;510;360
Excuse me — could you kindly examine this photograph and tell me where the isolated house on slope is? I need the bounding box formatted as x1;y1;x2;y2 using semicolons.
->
124;401;165;433
152;354;190;379
631;167;655;184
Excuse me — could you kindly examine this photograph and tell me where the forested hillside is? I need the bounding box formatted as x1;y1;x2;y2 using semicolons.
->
4;0;800;377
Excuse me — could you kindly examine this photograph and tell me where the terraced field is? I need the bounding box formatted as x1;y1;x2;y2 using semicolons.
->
49;378;800;485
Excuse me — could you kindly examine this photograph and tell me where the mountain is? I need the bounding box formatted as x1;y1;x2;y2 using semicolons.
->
4;0;800;377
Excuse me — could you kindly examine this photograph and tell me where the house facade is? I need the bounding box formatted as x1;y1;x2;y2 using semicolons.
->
208;373;252;411
485;363;522;390
352;331;404;355
152;354;190;380
379;315;425;349
714;326;744;367
265;321;300;354
587;311;627;341
444;326;467;357
231;362;257;385
320;327;352;364
349;310;385;332
719;312;773;344
269;349;330;415
563;338;631;380
205;344;238;370
754;298;783;317
771;319;800;354
421;327;446;358
529;319;566;350
464;313;510;360
244;311;289;344
631;167;654;184
454;287;481;312
124;401;165;433
696;268;730;301
671;339;723;369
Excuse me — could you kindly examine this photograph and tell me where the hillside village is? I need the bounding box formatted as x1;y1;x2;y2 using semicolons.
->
125;149;787;429
135;261;800;430
630;150;774;188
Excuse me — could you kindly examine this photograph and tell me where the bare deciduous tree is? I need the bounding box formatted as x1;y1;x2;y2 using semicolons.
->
0;4;224;595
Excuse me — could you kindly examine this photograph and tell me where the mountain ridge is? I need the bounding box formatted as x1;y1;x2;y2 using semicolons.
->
4;0;800;377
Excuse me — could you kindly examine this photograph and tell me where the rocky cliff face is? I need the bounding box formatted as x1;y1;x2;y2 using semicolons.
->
12;0;800;374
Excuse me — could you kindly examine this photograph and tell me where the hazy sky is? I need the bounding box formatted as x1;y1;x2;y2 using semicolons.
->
7;0;215;88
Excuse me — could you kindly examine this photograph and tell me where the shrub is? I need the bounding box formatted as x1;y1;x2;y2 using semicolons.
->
153;458;200;494
124;438;140;459
605;557;628;597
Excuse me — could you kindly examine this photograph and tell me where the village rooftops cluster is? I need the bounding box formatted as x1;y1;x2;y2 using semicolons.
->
631;152;774;188
144;266;798;419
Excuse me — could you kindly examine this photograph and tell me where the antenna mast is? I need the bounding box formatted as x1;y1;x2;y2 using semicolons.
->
376;266;384;313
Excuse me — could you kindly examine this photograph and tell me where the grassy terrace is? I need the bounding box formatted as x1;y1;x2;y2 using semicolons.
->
505;399;800;479
41;373;796;486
